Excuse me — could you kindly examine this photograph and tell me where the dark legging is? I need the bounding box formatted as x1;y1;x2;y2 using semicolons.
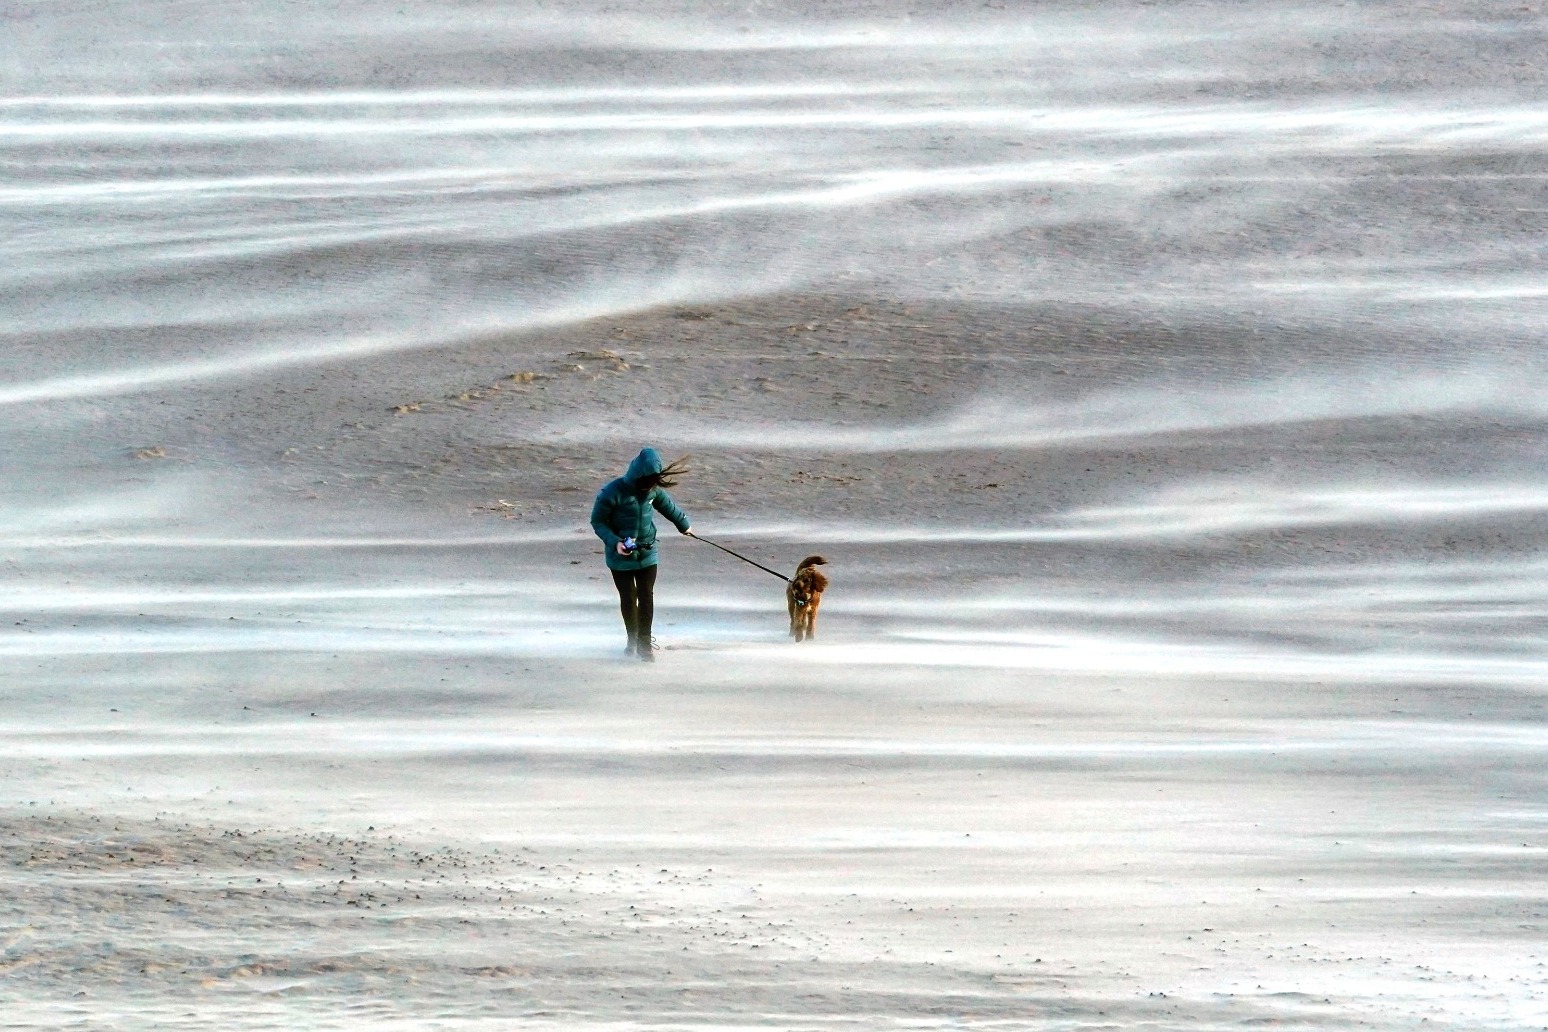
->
611;566;657;646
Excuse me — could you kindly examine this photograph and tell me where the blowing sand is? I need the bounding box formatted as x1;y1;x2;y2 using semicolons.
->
6;0;1548;1027
5;295;1548;1029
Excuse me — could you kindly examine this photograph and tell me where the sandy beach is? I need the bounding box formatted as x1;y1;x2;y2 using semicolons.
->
4;1;1548;1028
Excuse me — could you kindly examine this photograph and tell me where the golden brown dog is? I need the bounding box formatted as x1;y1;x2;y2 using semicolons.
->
786;555;829;642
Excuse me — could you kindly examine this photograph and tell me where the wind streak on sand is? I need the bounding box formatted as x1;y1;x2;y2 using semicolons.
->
7;101;1548;143
0;294;735;406
700;481;1548;540
548;370;1540;451
4;720;1545;761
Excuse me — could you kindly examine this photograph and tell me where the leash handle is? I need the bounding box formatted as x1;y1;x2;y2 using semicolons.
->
690;533;790;582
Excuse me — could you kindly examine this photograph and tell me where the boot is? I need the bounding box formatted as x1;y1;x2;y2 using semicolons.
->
636;636;656;662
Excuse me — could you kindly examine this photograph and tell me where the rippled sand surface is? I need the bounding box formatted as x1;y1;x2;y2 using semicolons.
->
4;1;1548;1028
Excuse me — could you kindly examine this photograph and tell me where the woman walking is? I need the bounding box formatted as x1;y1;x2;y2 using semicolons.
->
590;448;692;661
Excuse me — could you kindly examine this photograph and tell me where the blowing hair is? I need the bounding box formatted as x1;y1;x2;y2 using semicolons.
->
640;455;690;490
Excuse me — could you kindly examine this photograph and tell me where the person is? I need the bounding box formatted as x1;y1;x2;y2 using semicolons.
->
590;448;692;661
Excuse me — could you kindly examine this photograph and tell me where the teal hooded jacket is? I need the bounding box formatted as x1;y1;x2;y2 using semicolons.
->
590;448;691;571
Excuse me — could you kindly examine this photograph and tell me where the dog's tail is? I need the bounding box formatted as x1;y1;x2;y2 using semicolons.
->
795;555;828;572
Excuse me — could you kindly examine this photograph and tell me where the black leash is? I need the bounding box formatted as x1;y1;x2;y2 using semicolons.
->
690;533;789;582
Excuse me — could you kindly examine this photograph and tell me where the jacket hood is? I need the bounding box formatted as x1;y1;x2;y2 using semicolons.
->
623;447;664;485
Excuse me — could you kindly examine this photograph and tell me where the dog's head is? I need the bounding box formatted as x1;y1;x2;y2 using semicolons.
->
790;556;830;608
